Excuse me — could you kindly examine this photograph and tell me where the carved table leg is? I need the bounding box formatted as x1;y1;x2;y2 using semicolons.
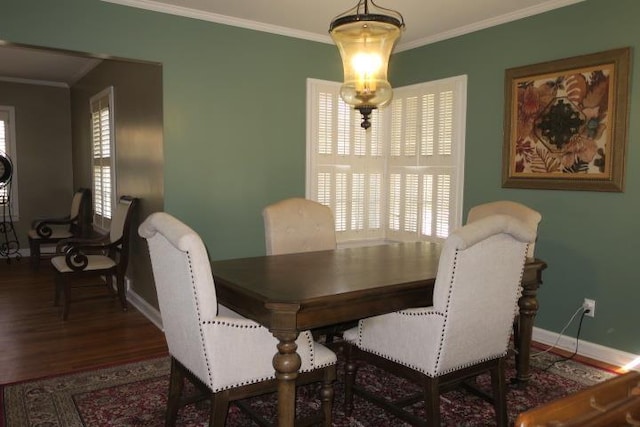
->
267;303;301;427
514;260;546;386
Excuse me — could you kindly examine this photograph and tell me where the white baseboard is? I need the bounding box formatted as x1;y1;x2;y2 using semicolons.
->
126;287;164;331
533;326;640;371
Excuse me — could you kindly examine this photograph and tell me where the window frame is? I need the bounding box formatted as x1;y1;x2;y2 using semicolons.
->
89;86;116;232
0;105;19;219
306;75;467;246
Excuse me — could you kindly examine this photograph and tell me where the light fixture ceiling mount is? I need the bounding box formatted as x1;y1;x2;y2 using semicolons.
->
329;0;405;129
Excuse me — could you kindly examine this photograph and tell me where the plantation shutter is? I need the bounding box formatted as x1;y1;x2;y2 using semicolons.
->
307;76;466;245
387;77;466;243
90;87;115;231
307;79;385;243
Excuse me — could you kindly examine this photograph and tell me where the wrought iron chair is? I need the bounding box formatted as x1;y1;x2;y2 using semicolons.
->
139;212;336;426
343;215;536;426
28;188;92;268
51;196;137;320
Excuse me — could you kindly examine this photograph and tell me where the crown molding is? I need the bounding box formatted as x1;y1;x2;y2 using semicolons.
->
0;76;68;88
102;0;585;51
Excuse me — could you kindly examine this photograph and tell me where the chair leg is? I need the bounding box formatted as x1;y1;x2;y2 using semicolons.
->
29;240;40;269
116;273;128;312
344;343;357;416
490;358;508;427
53;275;61;307
61;278;72;320
321;366;336;427
423;376;441;427
210;390;230;427
165;357;186;427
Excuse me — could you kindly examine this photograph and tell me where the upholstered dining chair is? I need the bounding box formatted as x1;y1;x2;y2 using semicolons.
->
467;200;542;259
28;188;92;268
343;214;536;427
139;212;337;427
51;196;138;320
262;197;336;256
263;197;348;343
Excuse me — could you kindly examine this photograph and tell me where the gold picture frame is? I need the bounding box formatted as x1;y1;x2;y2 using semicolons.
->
502;47;631;191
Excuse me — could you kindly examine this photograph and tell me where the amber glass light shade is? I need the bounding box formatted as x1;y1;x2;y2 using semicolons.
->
330;20;400;110
329;1;404;129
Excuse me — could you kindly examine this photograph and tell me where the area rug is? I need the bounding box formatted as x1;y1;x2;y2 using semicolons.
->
1;351;616;427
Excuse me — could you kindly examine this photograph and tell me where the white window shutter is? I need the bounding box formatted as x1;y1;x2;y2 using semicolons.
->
306;76;466;246
90;87;116;232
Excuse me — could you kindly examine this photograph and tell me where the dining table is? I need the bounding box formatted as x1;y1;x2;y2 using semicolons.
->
211;241;547;427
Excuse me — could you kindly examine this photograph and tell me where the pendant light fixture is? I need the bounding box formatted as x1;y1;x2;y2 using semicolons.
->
329;0;405;129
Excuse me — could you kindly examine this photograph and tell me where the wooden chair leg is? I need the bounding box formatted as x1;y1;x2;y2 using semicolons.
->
423;376;441;427
29;240;40;269
344;343;357;416
62;278;71;320
116;273;128;311
210;390;230;427
165;357;186;427
490;358;508;427
321;366;336;427
53;275;61;306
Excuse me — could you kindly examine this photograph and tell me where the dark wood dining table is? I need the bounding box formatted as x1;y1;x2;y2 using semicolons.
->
212;241;547;427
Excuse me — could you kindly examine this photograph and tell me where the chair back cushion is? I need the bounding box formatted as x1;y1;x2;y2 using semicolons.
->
467;200;541;259
110;197;136;242
69;190;85;218
263;197;336;255
431;214;535;375
139;212;218;383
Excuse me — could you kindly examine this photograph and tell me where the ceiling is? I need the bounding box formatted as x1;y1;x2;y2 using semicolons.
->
1;0;583;86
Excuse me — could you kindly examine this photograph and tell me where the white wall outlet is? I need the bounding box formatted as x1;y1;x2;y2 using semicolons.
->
583;298;596;318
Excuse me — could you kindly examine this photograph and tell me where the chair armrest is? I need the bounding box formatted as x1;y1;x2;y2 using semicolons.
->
55;235;112;271
32;216;78;238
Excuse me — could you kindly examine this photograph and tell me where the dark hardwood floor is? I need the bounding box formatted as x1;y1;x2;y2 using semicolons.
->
0;257;168;384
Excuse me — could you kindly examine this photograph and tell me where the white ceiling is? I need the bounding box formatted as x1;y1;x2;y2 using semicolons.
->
1;0;583;86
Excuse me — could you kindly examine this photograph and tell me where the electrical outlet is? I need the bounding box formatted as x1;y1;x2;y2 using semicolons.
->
583;298;596;318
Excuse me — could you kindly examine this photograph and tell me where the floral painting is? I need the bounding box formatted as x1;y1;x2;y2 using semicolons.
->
502;48;630;191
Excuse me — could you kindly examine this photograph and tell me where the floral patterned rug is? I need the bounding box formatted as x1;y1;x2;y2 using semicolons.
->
1;351;616;426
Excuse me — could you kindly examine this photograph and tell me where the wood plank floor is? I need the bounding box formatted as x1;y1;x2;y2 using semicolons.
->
0;257;168;384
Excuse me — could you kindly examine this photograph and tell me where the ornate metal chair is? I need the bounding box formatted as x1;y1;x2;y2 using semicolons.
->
51;196;137;320
28;188;92;268
343;215;536;427
139;212;336;426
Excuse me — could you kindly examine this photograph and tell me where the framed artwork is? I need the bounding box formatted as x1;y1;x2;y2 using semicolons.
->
502;47;631;191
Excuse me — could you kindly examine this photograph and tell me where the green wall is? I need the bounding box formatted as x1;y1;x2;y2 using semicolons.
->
394;0;640;354
2;0;638;355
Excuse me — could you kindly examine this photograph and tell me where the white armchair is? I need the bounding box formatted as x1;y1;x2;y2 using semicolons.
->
139;212;337;426
343;214;536;427
467;200;541;259
262;197;336;255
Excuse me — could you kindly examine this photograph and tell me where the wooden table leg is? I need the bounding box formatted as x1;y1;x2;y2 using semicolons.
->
514;260;546;385
267;303;301;427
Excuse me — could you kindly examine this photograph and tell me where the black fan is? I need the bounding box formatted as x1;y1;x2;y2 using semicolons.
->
1;151;20;261
0;151;12;187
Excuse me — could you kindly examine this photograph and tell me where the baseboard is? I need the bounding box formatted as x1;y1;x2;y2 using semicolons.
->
533;326;640;371
126;287;164;331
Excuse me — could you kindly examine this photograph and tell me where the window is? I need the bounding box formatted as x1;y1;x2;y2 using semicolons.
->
307;76;466;245
0;105;19;218
90;87;115;231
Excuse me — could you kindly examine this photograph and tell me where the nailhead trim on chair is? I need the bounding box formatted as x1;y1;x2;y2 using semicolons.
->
185;250;216;388
357;242;529;377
